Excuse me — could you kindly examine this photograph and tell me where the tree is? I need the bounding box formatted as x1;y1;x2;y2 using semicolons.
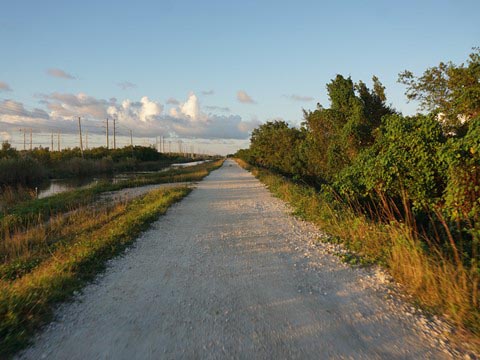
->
302;75;393;182
398;48;480;131
249;120;305;176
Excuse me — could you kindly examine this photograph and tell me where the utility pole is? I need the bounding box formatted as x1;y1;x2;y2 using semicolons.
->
51;132;54;151
162;136;165;153
78;117;84;158
30;128;32;151
106;118;109;149
85;129;88;150
129;129;134;157
57;132;61;151
113;117;116;150
21;129;26;150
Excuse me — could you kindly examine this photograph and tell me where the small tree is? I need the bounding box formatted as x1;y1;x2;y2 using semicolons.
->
398;48;480;132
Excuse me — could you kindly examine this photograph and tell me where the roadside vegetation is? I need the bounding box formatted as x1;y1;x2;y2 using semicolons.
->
0;159;224;357
0;144;209;187
236;50;480;340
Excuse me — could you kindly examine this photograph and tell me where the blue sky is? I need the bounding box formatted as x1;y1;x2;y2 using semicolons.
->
0;0;479;154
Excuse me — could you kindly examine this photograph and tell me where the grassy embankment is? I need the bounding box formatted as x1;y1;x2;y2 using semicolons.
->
236;158;479;347
0;159;224;357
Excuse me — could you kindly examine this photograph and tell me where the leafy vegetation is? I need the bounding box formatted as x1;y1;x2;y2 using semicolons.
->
236;49;480;337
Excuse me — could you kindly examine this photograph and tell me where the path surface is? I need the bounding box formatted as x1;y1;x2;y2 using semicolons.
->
19;159;449;359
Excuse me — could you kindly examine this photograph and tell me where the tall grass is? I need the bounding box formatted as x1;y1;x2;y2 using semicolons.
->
0;187;191;357
238;160;479;340
0;186;36;212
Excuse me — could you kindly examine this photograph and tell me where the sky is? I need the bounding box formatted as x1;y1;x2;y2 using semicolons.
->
0;0;479;154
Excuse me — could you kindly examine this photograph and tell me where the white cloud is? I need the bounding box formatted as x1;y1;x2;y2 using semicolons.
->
179;93;201;120
46;68;76;79
237;90;256;104
139;96;163;122
0;81;12;92
40;92;109;119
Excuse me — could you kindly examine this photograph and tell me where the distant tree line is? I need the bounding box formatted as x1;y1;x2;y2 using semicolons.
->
0;145;200;186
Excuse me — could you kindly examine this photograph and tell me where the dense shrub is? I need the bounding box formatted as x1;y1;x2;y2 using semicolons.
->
236;50;480;337
334;114;447;212
0;157;47;186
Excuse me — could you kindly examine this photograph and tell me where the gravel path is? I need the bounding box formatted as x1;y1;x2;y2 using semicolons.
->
19;159;453;359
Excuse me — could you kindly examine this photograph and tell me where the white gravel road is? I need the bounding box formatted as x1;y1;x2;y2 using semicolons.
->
19;159;453;359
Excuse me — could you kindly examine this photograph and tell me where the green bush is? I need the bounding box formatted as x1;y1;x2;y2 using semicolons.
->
334;114;446;212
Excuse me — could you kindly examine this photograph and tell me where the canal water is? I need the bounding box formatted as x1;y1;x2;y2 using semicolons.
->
37;160;209;199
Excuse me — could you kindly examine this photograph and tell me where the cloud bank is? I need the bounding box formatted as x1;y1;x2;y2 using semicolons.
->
0;92;259;140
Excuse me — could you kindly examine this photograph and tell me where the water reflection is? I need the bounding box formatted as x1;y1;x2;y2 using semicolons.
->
37;160;210;199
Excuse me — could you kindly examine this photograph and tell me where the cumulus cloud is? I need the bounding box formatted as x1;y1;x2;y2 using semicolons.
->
118;81;136;90
0;81;12;92
46;68;76;79
183;94;202;120
0;92;259;140
201;90;214;95
166;93;259;139
284;94;314;102
237;90;256;104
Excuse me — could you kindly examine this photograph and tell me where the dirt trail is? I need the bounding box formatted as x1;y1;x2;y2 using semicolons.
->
19;159;451;359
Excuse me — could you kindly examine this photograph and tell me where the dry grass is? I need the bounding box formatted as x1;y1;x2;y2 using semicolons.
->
0;187;191;357
0;203;127;281
0;186;36;212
